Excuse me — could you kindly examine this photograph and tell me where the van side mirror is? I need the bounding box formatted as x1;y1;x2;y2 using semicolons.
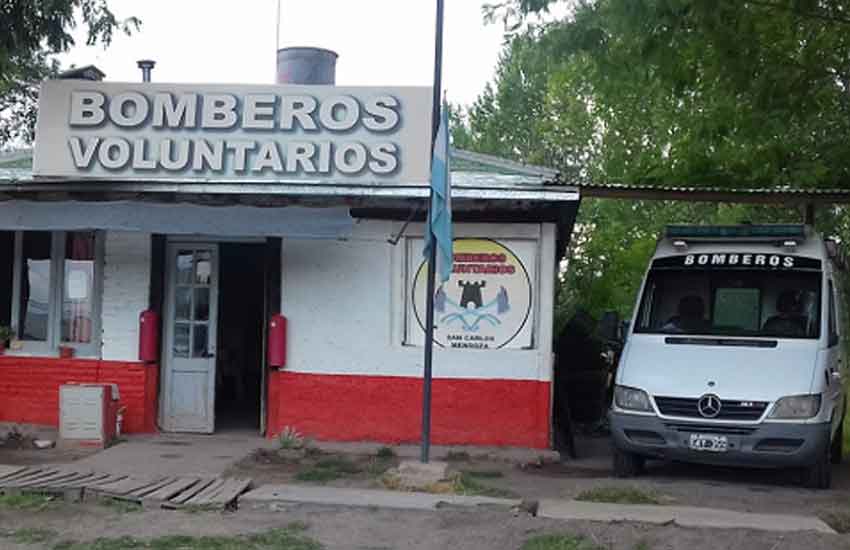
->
599;311;621;342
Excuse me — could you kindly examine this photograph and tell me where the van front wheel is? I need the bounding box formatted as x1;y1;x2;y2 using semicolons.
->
613;448;645;478
801;445;832;490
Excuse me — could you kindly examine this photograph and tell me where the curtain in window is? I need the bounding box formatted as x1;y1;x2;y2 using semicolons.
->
62;232;95;344
19;232;51;341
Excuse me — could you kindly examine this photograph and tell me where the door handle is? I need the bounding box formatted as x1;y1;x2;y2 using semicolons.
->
201;351;215;359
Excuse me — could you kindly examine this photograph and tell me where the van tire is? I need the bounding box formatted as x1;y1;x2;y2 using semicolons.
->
830;417;844;465
801;445;832;490
613;448;644;478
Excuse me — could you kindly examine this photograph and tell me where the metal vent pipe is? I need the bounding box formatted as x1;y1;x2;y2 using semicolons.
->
276;47;338;85
137;59;156;82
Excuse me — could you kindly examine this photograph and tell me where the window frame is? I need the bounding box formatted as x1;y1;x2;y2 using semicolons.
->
9;230;104;358
828;279;839;348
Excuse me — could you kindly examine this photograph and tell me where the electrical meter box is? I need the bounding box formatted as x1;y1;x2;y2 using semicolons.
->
59;383;120;448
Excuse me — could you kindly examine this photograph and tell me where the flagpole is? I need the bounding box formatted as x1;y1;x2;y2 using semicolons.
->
421;0;445;464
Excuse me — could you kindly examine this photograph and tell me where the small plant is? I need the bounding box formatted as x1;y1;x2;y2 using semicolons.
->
522;534;603;550
575;486;660;505
376;446;396;459
0;326;13;345
277;426;305;450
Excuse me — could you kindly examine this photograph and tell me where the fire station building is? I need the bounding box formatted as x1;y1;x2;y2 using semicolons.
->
0;51;578;449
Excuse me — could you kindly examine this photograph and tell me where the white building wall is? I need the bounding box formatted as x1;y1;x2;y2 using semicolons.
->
281;219;556;382
101;231;150;361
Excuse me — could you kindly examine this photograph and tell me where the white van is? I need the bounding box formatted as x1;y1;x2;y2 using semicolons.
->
610;224;846;489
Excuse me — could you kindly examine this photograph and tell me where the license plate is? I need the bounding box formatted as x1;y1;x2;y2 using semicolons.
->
688;434;728;452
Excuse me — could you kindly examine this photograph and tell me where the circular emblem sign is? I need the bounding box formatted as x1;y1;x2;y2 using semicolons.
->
412;238;532;349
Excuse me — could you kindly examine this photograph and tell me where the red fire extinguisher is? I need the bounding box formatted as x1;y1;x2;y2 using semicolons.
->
268;314;287;368
138;310;160;363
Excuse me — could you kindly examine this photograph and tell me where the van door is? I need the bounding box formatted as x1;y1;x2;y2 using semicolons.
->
825;280;843;427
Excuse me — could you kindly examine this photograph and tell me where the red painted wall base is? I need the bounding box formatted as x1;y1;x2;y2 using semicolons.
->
0;356;158;434
266;371;550;449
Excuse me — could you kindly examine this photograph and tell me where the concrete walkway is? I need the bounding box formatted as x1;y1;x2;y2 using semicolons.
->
241;484;522;511
537;499;835;534
65;431;271;477
241;484;836;535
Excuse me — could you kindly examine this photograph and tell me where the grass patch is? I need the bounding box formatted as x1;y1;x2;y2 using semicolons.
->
49;526;320;550
98;498;143;514
295;455;362;483
522;534;603;550
315;456;361;474
376;446;396;459
820;510;850;533
445;450;471;462
0;527;57;544
365;458;394;477
0;492;56;511
460;469;503;479
453;472;517;498
633;541;652;550
576;487;660;505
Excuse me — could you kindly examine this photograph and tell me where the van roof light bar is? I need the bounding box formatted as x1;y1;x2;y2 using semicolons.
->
665;224;807;242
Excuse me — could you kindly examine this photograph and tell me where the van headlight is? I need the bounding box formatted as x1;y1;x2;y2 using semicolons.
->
768;394;821;419
614;385;653;413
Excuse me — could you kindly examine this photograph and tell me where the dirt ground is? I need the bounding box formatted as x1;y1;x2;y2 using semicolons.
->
0;499;847;550
222;440;850;521
0;435;98;466
4;434;850;548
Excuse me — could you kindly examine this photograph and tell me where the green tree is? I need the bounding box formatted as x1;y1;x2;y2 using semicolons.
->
0;0;140;146
470;0;850;325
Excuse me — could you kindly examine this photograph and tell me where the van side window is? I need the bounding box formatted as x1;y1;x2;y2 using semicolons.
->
828;280;838;347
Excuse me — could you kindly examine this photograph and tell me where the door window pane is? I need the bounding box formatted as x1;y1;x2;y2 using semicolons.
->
192;324;208;357
174;323;190;357
19;232;52;341
176;251;193;285
195;251;212;285
194;287;210;321
175;287;192;320
62;232;95;343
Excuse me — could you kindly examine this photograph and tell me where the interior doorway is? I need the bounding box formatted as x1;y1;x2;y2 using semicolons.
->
215;243;266;431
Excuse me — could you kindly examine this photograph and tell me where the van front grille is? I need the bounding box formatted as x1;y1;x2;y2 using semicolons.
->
654;396;768;421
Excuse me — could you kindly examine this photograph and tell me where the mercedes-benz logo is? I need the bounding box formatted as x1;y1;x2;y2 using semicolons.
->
698;394;722;418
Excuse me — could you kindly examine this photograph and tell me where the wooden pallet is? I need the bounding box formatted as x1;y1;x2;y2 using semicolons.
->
0;465;251;510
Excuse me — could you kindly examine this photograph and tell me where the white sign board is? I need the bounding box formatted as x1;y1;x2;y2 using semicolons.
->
34;80;432;184
407;238;537;350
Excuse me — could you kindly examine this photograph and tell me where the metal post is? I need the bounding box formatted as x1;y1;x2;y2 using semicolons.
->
421;0;445;464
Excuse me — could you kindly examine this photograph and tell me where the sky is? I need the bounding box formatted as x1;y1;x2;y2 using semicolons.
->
57;0;514;108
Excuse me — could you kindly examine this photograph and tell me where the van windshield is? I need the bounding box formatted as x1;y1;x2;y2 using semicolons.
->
635;264;821;339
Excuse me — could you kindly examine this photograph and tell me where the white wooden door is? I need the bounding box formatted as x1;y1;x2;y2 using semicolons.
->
161;244;219;433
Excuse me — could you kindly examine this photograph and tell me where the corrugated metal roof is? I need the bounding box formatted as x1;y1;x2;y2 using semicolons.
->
577;182;850;203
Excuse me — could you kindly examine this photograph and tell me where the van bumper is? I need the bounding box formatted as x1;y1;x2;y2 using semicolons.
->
609;411;830;468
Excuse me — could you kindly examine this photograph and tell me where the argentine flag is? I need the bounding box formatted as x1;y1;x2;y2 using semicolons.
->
424;102;453;282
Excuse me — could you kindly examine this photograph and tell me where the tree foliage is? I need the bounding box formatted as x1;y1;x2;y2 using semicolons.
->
0;0;140;147
462;0;850;324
